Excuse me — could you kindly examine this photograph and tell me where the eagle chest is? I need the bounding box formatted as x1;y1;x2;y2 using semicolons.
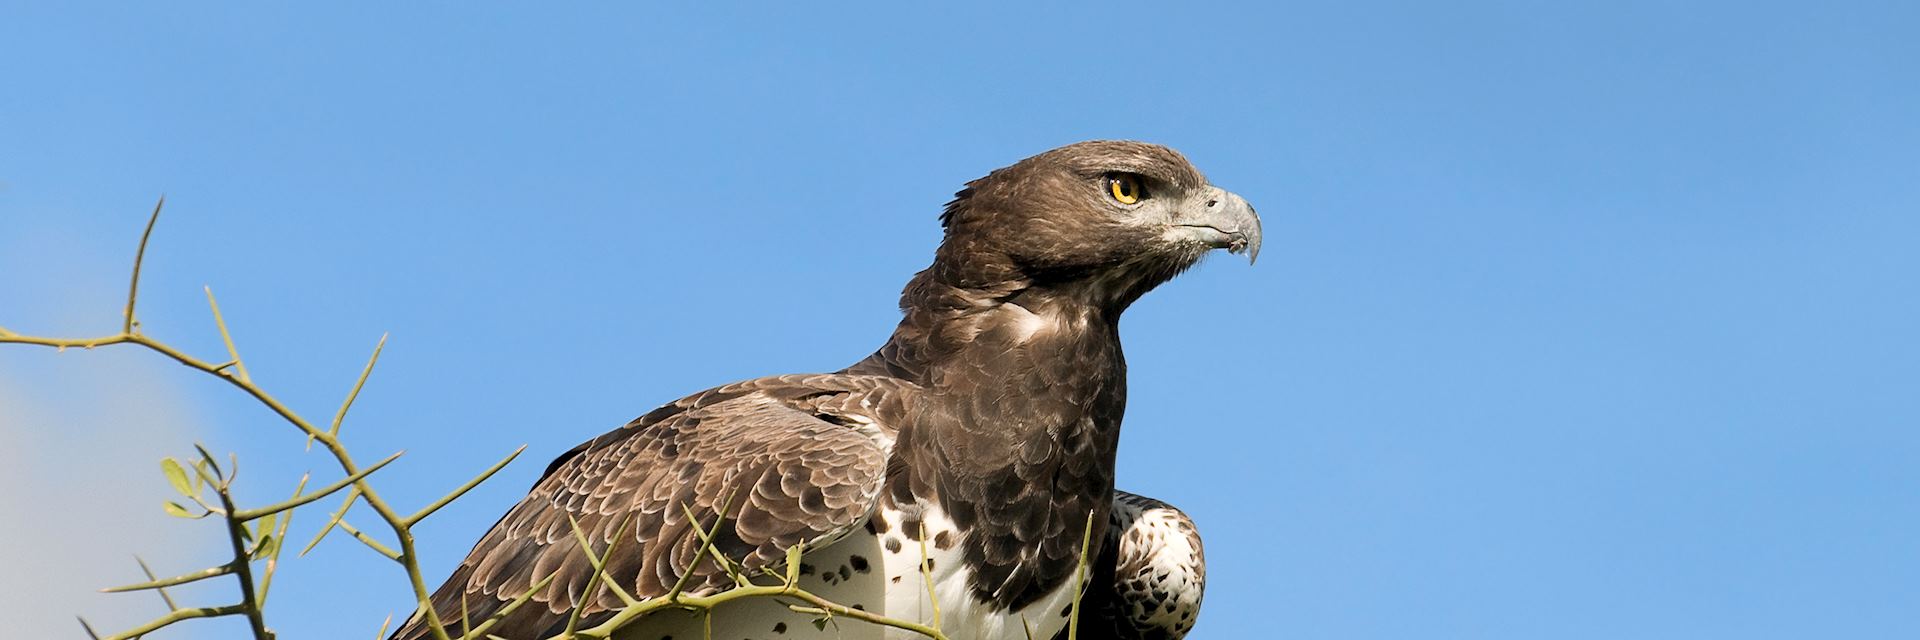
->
856;348;1127;638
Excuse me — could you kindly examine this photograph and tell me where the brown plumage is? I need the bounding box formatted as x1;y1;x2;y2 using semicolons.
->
394;140;1259;640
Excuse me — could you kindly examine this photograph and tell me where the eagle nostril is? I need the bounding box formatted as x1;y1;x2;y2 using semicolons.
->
1205;199;1218;208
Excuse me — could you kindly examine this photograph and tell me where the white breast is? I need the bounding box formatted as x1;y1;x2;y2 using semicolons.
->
608;503;1078;640
871;504;1080;640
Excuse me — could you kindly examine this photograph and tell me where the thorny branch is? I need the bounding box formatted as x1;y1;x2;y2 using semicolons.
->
0;200;1017;640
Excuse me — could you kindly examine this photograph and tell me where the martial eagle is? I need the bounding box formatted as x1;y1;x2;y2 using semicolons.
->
395;141;1261;640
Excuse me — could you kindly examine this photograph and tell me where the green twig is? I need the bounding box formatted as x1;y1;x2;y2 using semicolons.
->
454;571;559;640
299;485;362;557
235;452;399;521
133;555;181;611
257;473;310;607
204;286;250;382
316;333;386;450
919;522;941;630
213;468;272;639
123;197;162;334
406;445;525;526
101;562;234;594
1067;509;1095;640
680;496;746;589
336;519;403;561
666;491;737;601
102;604;249;640
563;514;636;636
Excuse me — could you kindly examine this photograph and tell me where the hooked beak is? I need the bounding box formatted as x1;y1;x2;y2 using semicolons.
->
1174;186;1263;264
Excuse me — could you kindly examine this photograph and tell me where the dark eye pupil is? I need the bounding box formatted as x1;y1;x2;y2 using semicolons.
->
1109;175;1144;202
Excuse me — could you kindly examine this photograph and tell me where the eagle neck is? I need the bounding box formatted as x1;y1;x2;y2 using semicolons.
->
855;267;1134;611
849;267;1133;380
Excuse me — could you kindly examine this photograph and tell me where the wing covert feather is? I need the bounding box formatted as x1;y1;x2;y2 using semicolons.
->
393;375;908;640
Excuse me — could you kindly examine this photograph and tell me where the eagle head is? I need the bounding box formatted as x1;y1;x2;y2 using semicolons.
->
931;140;1261;309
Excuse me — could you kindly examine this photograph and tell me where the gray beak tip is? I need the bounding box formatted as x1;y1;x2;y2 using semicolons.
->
1188;186;1264;266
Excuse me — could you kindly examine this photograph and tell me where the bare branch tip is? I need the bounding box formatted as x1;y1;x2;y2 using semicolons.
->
329;332;392;439
123;197;167;334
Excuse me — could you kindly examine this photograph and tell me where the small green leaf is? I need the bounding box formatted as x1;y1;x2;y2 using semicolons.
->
160;458;192;497
162;501;197;518
255;512;277;540
251;534;277;560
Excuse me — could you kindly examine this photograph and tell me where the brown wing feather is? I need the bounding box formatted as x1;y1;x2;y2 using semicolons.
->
392;374;909;640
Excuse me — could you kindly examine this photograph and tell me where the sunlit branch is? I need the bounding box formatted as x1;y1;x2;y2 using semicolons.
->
5;202;972;640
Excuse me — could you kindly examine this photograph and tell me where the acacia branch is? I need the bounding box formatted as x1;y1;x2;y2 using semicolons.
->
102;562;234;594
211;456;273;639
317;333;386;449
0;203;490;639
133;556;181;611
204;286;251;383
407;445;524;526
7;201;974;640
234;452;399;522
103;604;249;640
257;473;309;608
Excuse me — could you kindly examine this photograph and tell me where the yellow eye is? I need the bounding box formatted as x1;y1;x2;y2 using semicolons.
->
1108;174;1145;205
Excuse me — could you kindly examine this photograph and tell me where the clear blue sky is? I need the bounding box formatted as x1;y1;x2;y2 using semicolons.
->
2;2;1916;638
